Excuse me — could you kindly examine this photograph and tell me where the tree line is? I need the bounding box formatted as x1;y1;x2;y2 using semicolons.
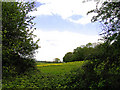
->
63;42;103;62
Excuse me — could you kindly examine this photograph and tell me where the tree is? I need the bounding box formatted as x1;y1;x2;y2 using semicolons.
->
61;1;120;89
2;2;40;75
63;43;97;62
87;1;120;63
54;58;60;63
84;1;120;88
73;47;85;61
63;52;73;62
87;1;120;43
86;43;92;48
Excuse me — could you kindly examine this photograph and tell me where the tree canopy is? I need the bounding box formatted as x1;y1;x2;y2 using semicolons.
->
54;58;60;63
87;1;120;43
2;1;40;75
63;43;100;62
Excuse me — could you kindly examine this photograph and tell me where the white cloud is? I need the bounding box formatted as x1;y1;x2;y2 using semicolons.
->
29;0;98;24
33;29;100;61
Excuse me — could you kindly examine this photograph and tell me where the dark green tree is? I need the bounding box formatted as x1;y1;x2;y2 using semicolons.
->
2;2;40;75
86;42;92;48
73;47;85;61
87;1;120;67
63;52;73;62
86;1;120;89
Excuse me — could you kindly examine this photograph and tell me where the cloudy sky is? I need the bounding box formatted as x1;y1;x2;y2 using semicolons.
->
28;0;103;61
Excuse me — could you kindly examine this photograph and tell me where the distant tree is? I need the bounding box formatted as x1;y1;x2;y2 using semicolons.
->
73;43;96;61
63;52;73;62
73;47;84;61
63;43;98;62
86;43;92;48
54;58;60;63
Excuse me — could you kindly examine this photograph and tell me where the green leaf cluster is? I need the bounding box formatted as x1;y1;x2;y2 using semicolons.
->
88;1;120;42
2;2;40;75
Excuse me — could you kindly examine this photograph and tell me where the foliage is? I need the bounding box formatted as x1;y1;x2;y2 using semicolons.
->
2;2;39;75
63;52;73;62
87;1;120;42
2;59;120;89
87;0;120;73
54;58;60;62
63;42;101;62
61;1;120;89
2;1;120;89
62;59;120;89
2;61;84;89
67;1;120;89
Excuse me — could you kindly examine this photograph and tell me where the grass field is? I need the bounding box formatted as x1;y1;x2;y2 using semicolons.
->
2;61;85;88
37;61;84;75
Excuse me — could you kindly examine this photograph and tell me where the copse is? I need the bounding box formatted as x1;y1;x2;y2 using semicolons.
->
63;43;100;62
2;2;40;76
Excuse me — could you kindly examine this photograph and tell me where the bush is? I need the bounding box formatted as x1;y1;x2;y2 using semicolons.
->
2;66;17;78
61;59;120;89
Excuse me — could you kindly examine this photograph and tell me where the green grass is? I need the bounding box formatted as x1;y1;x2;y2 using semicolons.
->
37;61;84;75
2;61;85;88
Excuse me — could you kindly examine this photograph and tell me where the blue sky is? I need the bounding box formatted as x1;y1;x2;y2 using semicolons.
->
34;14;100;35
28;0;103;61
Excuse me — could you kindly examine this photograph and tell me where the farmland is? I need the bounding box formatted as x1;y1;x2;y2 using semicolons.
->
37;61;84;75
2;61;84;88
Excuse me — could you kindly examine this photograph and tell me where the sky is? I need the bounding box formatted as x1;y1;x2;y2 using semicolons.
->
27;0;103;62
